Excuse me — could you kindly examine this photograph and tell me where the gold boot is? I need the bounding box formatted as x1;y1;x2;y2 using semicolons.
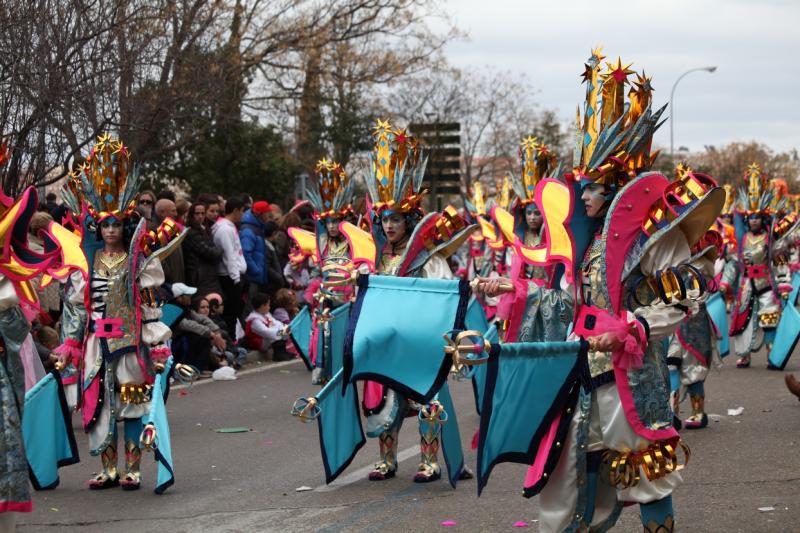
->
88;443;120;489
414;402;443;483
368;430;398;481
120;439;142;490
683;394;708;429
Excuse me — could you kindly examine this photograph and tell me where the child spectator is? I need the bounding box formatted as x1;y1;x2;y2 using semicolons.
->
283;252;312;306
272;288;299;323
171;283;226;376
199;295;247;369
244;292;288;355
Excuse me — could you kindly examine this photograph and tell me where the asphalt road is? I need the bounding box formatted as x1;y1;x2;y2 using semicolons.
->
17;348;800;532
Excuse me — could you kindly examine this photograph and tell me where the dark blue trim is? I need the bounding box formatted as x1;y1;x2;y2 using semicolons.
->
85;361;106;432
153;447;175;495
342;274;369;395
770;330;800;370
471;372;482;415
637;315;651;340
290;326;313;372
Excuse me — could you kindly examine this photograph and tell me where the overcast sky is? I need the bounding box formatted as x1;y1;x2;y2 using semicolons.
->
437;0;798;153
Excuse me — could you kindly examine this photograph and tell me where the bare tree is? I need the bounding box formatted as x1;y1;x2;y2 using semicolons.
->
386;66;565;192
0;0;459;193
687;141;800;188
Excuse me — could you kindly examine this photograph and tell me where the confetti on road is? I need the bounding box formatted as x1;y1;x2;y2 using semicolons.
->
441;520;457;527
214;427;252;433
295;486;313;492
513;521;529;527
758;506;775;512
727;407;744;416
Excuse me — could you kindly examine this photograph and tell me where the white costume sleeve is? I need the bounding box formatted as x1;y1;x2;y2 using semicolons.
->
421;253;454;280
633;229;692;340
138;259;171;346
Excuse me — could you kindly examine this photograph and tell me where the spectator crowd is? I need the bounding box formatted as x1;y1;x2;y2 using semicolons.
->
33;189;319;378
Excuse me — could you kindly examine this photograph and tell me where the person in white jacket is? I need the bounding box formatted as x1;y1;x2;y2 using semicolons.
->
244;292;288;352
212;196;247;337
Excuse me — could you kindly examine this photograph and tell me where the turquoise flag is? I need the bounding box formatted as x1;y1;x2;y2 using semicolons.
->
769;272;800;369
476;341;585;495
24;371;79;490
299;368;365;483
143;357;175;494
344;275;470;403
705;292;730;358
317;303;351;377
289;306;313;371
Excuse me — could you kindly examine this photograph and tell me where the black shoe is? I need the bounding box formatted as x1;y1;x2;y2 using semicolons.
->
458;466;474;480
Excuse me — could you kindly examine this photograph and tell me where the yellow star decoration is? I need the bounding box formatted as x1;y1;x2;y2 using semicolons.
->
520;136;539;151
373;119;392;137
747;163;762;177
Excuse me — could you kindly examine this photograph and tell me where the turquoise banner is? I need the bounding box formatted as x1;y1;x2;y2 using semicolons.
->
24;371;79;490
344;275;470;403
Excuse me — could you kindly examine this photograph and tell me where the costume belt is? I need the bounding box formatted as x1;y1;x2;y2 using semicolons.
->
117;383;152;405
90;317;125;338
746;264;769;279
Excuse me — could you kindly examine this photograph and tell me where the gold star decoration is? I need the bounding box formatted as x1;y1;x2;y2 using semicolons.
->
603;57;635;84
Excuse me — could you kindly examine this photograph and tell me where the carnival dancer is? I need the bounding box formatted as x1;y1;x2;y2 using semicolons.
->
51;134;186;491
477;49;724;532
716;184;739;311
360;119;473;483
296;158;359;385
487;175;515;279
463;180;492;281
726;164;794;368
667;221;724;430
463;181;503;319
1;164;85;526
487;137;572;343
291;119;475;488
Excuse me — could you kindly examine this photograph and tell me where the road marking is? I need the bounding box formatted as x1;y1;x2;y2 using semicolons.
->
313;445;421;492
172;359;302;390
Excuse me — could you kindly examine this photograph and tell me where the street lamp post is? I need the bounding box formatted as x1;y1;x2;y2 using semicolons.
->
669;66;717;159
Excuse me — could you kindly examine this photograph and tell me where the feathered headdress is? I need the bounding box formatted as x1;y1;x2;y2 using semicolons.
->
573;47;666;189
464;180;488;218
306;158;353;219
74;133;142;222
364;119;428;216
737;163;773;216
512;136;557;206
